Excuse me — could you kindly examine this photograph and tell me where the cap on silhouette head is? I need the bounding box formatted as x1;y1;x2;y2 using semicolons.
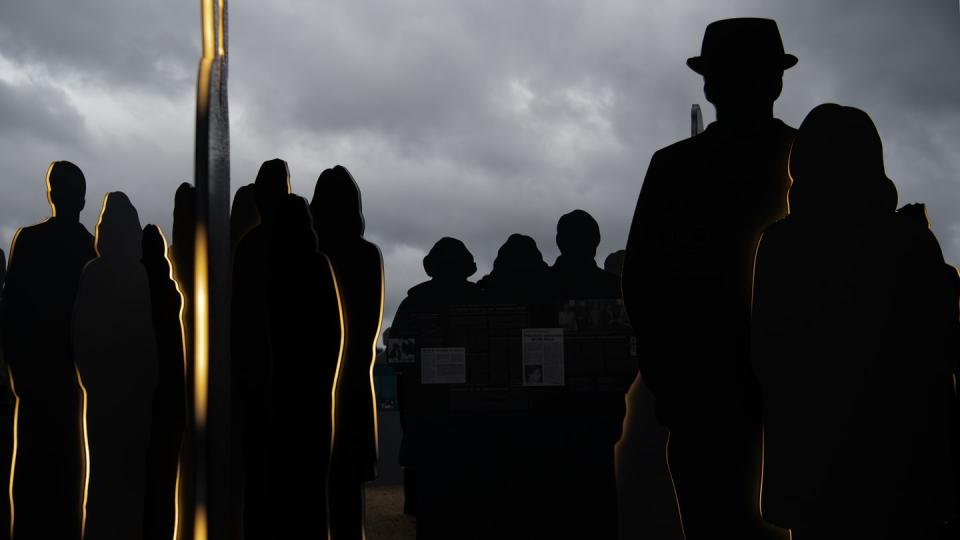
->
274;194;318;254
423;237;477;280
604;250;626;276
141;224;169;266
556;210;601;259
95;192;143;259
47;160;86;219
254;159;291;223
788;103;897;217
493;234;546;274
310;165;365;241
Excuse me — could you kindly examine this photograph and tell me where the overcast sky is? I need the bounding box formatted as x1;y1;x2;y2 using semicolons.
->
1;0;958;325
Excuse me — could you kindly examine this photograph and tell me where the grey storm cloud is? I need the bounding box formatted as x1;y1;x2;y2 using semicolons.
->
0;0;958;324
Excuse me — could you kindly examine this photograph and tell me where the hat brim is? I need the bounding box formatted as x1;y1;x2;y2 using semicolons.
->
687;53;798;75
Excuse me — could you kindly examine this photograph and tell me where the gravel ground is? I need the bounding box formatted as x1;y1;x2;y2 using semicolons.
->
366;484;416;540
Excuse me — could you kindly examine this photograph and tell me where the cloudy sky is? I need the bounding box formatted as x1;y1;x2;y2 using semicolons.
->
1;0;958;325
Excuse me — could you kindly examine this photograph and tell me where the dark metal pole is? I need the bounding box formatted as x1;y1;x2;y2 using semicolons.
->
189;0;231;538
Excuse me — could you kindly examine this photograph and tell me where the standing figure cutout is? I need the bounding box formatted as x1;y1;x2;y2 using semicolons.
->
73;192;158;540
750;104;957;540
389;237;481;536
310;166;384;540
265;195;343;538
141;225;186;540
1;161;95;540
231;159;290;539
621;18;797;539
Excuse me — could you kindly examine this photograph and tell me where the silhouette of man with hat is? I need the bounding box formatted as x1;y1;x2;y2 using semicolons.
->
622;18;796;539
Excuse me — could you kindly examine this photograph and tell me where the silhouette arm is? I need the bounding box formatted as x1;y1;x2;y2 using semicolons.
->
622;151;675;393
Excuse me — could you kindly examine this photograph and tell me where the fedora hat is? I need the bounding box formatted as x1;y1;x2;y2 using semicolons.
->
687;18;798;75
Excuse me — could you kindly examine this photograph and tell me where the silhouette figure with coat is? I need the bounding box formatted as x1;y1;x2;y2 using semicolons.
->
73;192;159;540
390;237;481;533
310;166;384;540
750;104;957;540
1;161;95;540
232;159;290;539
621;18;797;539
265;195;343;538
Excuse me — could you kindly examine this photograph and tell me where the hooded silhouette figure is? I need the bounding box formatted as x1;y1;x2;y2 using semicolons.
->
231;159;290;539
390;237;480;536
140;225;186;540
310;166;384;540
622;18;798;540
73;192;159;540
479;233;552;311
750;104;957;540
1;161;95;540
265;194;342;538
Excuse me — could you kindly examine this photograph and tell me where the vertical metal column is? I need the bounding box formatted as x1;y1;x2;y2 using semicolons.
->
189;0;231;538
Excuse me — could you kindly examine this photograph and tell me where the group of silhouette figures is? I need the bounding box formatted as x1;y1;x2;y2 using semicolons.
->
0;159;383;540
0;14;957;540
386;17;960;540
388;212;631;540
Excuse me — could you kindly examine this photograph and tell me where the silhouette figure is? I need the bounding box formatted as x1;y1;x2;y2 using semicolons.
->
231;159;290;539
479;233;551;310
603;249;626;277
550;210;621;300
141;225;186;540
1;161;95;540
750;104;957;539
310;166;384;540
474;234;554;537
265;195;342;538
543;210;626;540
227;181;258;534
0;247;8;540
389;237;481;536
231;183;260;255
171;182;196;298
621;18;797;539
73;192;158;540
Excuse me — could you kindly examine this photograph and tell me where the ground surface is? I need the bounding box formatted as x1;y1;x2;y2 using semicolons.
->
366;484;416;540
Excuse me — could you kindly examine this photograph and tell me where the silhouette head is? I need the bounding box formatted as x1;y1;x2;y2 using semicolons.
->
141;224;171;270
604;249;626;276
310;165;365;242
556;210;601;259
231;183;261;250
423;237;477;280
688;19;796;115
254;159;291;224
788;103;897;217
95;192;143;259
273;194;318;254
46;160;87;220
492;234;547;275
